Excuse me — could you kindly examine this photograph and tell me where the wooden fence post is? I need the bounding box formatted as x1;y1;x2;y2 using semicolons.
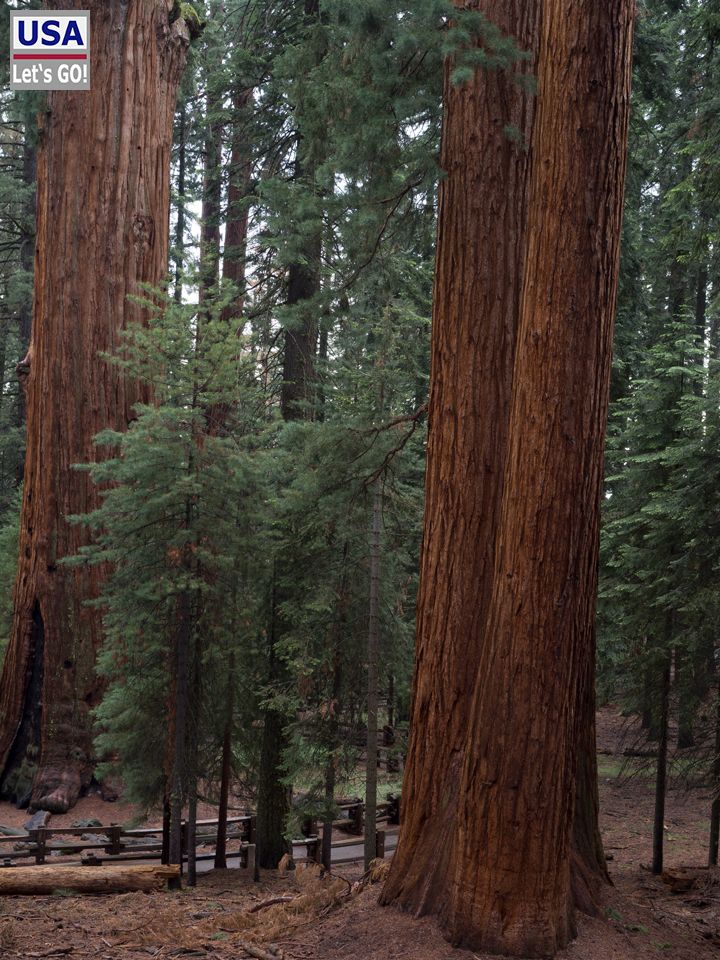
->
307;838;321;863
31;829;46;865
375;830;385;860
349;802;364;836
107;825;122;856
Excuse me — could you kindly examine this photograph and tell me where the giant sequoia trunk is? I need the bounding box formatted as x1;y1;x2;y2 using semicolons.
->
445;2;634;954
0;0;190;813
380;0;540;917
383;0;633;954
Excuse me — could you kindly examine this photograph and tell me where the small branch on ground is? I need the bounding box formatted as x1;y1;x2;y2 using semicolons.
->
248;896;295;914
238;940;284;960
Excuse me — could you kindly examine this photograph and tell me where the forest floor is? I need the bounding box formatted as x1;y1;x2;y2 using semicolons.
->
0;706;719;960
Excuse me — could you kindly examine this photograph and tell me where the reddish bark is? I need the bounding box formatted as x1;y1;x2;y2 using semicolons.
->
380;0;540;917
0;0;190;813
445;1;634;953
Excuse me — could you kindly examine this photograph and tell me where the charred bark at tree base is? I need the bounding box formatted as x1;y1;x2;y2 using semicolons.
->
0;604;44;808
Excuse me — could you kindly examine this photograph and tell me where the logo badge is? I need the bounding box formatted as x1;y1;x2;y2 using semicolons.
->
10;11;90;91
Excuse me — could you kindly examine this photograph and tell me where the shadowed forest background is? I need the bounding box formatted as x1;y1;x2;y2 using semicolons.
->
0;1;718;959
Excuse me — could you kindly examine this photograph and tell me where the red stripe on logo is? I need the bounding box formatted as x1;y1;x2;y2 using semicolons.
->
13;53;87;60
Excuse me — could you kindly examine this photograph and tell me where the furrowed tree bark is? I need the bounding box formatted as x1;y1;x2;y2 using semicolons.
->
16;94;38;440
445;2;634;954
380;0;541;917
0;0;190;813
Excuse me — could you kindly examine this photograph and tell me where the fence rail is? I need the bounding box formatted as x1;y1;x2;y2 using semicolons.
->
0;797;401;870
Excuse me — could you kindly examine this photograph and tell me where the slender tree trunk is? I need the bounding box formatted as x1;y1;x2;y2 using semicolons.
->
222;86;253;319
161;795;171;866
0;0;190;813
168;587;192;889
641;658;657;734
174;101;187;304
214;655;235;869
256;575;291;870
186;784;198;887
321;544;349;871
199;78;223;304
280;146;320;423
364;480;382;870
256;697;290;869
708;674;720;867
205;85;253;436
653;652;672;876
381;0;541;917
257;2;323;861
186;614;201;888
676;651;696;749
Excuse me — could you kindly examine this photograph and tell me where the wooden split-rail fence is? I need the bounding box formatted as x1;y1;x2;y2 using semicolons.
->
0;795;401;871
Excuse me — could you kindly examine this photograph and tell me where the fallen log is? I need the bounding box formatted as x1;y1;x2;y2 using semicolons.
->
0;824;28;837
0;863;180;895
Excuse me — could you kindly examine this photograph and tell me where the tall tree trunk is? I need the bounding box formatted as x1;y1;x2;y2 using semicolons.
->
256;688;290;869
446;3;633;951
205;85;253;437
708;673;720;867
383;1;634;954
364;480;382;870
222;86;253;319
256;575;291;870
199;72;223;305
676;651;696;749
321;543;349;871
0;0;190;813
161;795;171;866
446;0;634;957
257;0;323;863
168;587;192;889
173;101;187;304
380;0;541;917
280;147;320;423
653;651;672;876
214;654;235;870
186;783;198;887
